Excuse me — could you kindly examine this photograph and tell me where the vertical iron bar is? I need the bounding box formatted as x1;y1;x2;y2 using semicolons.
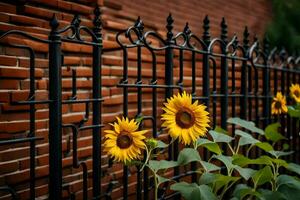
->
92;7;102;199
220;18;228;130
241;26;249;120
165;14;175;160
231;58;236;123
122;49;129;200
202;16;210;108
48;14;62;200
191;51;196;96
178;49;184;92
136;45;142;199
211;58;217;128
263;37;270;126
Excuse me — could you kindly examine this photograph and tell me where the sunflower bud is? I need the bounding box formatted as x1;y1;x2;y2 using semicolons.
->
146;138;158;149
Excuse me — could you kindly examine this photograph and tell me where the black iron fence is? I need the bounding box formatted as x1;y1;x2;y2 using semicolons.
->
0;6;299;200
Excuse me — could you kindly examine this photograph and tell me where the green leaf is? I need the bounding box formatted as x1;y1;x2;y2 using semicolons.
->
211;155;234;173
190;185;218;200
286;163;300;176
177;148;201;166
170;182;198;200
135;115;144;123
235;130;259;146
283;143;290;150
288;106;300;118
157;175;171;186
197;138;222;155
232;154;252;167
199;173;240;193
232;184;261;200
277;175;300;200
148;160;178;172
252;166;273;186
200;160;221;172
234;166;256;181
265;123;287;143
214;175;240;193
272;158;288;167
209;130;234;143
156;140;168;149
257;189;286;200
227;117;264;135
199;173;216;185
232;155;274;167
214;126;229;134
268;150;294;158
255;142;274;152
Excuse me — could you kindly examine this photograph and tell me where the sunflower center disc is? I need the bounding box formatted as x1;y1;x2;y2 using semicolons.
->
294;90;300;97
117;133;132;149
176;108;195;128
274;101;282;109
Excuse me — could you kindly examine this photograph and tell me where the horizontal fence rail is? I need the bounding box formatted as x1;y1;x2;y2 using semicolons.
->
0;5;299;200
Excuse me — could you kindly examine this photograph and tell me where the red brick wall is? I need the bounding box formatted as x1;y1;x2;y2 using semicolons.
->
0;0;272;199
110;0;272;40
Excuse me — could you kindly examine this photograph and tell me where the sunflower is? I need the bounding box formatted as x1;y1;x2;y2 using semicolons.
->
104;117;148;163
161;91;210;145
290;83;300;103
271;92;288;115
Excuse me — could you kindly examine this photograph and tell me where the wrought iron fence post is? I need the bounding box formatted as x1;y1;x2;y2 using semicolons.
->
220;18;228;130
48;14;62;200
241;26;249;120
165;14;175;161
203;15;211;108
263;36;270;126
165;14;174;99
92;6;102;200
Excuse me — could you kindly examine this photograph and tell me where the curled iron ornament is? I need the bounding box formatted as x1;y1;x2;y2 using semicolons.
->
55;11;100;43
116;17;145;48
226;35;238;55
172;22;190;47
249;40;268;66
186;33;207;51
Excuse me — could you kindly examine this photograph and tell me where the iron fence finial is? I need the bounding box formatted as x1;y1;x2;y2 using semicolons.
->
166;13;174;43
71;14;81;28
93;6;102;38
203;15;210;45
183;22;191;35
243;26;250;52
135;16;144;37
221;17;228;43
263;35;270;55
50;14;59;31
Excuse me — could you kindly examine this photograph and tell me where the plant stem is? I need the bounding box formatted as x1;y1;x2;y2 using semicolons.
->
154;174;158;200
246;144;254;157
140;145;152;172
227;143;235;155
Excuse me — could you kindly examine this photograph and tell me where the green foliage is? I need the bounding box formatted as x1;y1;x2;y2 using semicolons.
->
209;130;234;143
171;182;218;200
197;138;222;155
148;160;178;172
177;148;201;165
266;0;300;52
265;123;286;143
227;118;264;135
141;117;300;200
287;106;300;118
277;175;300;199
252;166;273;187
